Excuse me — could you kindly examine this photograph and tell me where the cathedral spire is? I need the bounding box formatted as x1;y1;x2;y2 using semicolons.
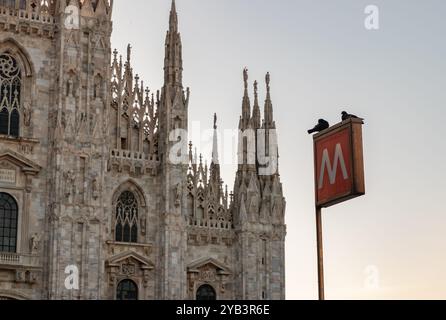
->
263;72;275;129
127;44;131;62
252;80;261;129
123;44;133;91
240;67;251;130
212;113;219;165
164;0;183;87
170;0;178;32
210;113;221;199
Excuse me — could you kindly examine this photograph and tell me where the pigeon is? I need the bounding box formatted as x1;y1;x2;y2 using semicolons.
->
342;111;359;121
308;119;330;134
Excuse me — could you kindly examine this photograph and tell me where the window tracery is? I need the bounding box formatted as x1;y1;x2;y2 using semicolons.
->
115;191;138;243
0;53;21;137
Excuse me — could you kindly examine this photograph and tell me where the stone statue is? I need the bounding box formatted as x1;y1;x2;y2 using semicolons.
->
92;178;99;200
174;183;182;207
67;78;74;97
243;67;248;82
30;233;40;254
140;216;147;235
61;111;67;129
64;170;76;200
23;102;32;127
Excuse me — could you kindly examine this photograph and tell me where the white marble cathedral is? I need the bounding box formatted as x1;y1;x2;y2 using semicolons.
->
0;0;286;300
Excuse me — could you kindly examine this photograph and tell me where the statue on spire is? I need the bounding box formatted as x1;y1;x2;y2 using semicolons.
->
243;67;249;89
266;72;271;92
211;113;219;166
127;44;132;63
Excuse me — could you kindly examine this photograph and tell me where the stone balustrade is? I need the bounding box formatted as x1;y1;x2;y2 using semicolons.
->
0;6;55;24
109;149;160;175
189;217;232;230
0;252;40;267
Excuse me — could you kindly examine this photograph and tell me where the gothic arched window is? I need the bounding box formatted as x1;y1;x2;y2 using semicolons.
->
116;279;138;300
0;193;18;253
0;53;22;138
196;284;216;301
115;191;138;243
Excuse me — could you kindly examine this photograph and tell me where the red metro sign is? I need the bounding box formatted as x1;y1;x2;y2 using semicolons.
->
313;118;365;208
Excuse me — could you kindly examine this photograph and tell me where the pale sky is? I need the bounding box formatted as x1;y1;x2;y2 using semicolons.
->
111;0;446;300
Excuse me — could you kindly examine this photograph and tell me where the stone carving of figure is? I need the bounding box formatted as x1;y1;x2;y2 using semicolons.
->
266;72;271;88
64;170;76;200
23;102;32;127
250;196;260;217
15;270;25;283
94;75;103;100
92;178;99;200
243;67;248;84
30;233;40;254
67;78;74;97
174;183;182;207
61;111;67;129
93;83;99;99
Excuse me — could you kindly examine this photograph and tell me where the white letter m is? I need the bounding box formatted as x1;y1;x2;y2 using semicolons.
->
318;144;349;189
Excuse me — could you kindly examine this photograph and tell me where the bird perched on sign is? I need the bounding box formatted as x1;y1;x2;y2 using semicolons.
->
308;119;330;134
342;111;359;121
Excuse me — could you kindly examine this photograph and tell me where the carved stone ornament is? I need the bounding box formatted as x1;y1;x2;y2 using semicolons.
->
198;265;217;282
121;263;136;276
174;183;182;207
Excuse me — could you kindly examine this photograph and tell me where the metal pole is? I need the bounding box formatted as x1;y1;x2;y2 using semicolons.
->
316;206;325;300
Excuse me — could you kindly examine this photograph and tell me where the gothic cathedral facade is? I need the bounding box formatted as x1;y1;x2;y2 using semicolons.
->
0;0;286;300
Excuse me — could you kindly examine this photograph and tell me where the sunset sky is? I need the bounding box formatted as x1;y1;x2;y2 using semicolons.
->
111;0;446;299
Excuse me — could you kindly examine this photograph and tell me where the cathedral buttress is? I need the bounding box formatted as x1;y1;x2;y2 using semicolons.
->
233;69;286;300
157;0;190;300
46;0;113;299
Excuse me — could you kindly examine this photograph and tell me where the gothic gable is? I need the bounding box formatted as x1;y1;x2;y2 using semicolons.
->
187;257;231;276
106;251;154;270
0;149;41;175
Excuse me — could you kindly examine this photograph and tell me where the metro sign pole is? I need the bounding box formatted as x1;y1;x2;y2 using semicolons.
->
312;118;366;300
